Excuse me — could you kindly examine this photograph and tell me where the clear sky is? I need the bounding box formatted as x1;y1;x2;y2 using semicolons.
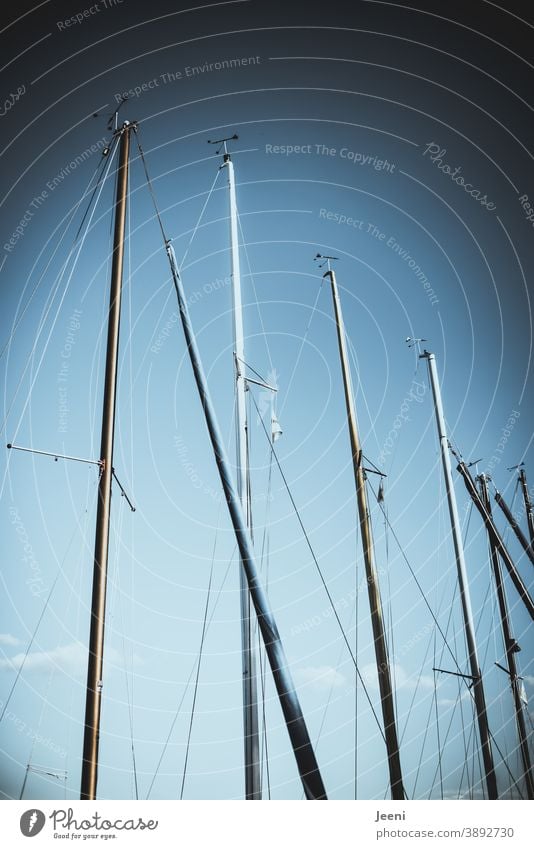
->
0;0;533;801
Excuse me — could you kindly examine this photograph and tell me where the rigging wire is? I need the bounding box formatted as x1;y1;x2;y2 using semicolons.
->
426;679;466;799
366;477;472;682
236;208;274;375
458;503;478;798
0;486;98;726
278;276;324;418
103;489;132;794
452;623;474;799
374;492;400;739
370;469;487;794
179;522;217;800
412;466;474;798
88;182;116;461
345;330;384;464
314;602;357;751
179;169;222;272
406;492;473;797
0;142;114;365
19;665;55;799
433;663;444;799
65;468;95;798
248;387;387;744
257;406;275;798
257;631;271;799
145;544;237;799
125;162;138;800
0;137;120;445
134;131;222;272
128;135;220;395
108;491;139;800
354;495;360;799
0;145;120;511
428;499;490;801
144;336;239;797
410;581;459;798
434;451;446;800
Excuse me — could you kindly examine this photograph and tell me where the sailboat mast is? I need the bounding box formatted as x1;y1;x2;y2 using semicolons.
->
165;243;327;799
478;475;534;799
421;350;498;800
219;137;261;799
323;262;405;800
519;467;534;548
81;121;133;800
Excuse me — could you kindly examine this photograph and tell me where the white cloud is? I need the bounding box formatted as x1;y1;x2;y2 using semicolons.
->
437;689;472;708
0;641;126;675
296;665;346;691
361;662;435;692
0;634;21;647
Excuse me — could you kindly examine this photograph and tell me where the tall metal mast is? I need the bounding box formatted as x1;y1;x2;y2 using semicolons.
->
478;475;534;799
420;349;498;799
319;256;405;800
518;466;534;548
81;121;133;800
209;134;261;799
165;242;327;799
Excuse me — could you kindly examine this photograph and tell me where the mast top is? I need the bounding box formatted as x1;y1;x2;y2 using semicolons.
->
208;133;239;162
93;96;135;135
507;461;525;472
315;252;339;274
406;336;428;358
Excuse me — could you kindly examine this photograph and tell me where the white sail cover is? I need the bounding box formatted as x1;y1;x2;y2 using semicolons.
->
271;413;283;442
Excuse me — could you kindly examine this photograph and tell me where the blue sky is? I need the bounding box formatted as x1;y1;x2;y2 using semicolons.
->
0;0;533;801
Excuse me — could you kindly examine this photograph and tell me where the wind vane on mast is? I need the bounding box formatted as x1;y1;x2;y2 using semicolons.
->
207;133;239;162
405;336;427;357
314;253;339;272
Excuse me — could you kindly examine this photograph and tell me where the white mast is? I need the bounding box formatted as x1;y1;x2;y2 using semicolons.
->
209;134;261;799
419;347;498;799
